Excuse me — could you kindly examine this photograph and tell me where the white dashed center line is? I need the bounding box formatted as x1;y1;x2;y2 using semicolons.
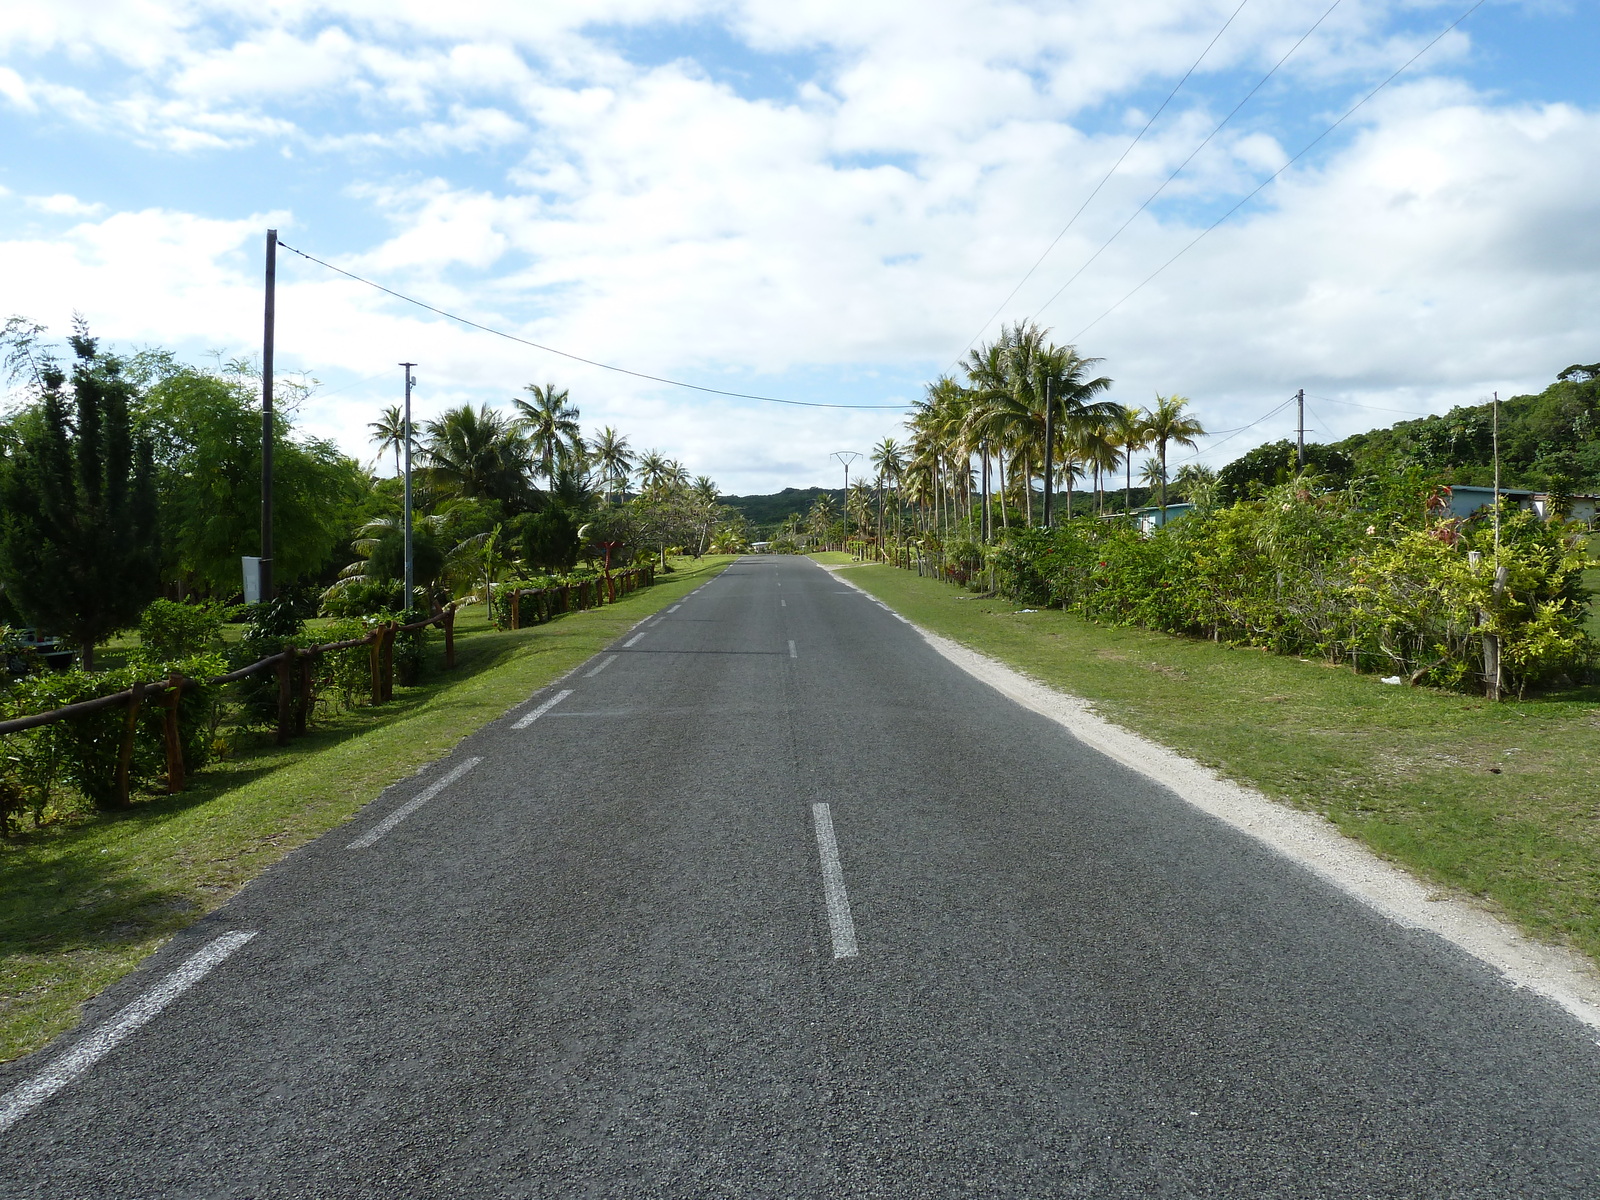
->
348;757;483;847
586;655;618;677
811;804;859;960
624;632;646;647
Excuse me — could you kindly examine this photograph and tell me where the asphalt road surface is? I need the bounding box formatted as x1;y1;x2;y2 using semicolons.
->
4;556;1599;1198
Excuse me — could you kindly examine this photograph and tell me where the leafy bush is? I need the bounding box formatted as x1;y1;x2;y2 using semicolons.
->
136;598;224;663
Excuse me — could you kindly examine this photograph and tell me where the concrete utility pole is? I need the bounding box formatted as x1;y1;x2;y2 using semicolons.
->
831;451;862;543
1042;376;1055;526
401;363;417;605
1296;388;1305;470
261;228;276;601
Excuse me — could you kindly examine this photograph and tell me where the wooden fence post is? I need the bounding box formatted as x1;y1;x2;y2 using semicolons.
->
369;630;384;705
116;680;144;806
275;650;294;745
510;589;521;630
444;606;456;669
296;650;314;736
380;624;396;702
163;675;185;794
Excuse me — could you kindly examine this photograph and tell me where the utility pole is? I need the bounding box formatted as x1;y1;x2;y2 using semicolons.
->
1484;390;1505;701
1295;389;1305;471
1042;376;1055;525
400;362;417;606
831;451;861;547
260;228;276;601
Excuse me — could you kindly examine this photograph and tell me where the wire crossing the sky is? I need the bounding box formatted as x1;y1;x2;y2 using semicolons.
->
274;241;910;412
950;0;1254;366
1065;0;1488;345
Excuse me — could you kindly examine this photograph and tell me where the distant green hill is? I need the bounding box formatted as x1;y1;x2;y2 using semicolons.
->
721;487;845;536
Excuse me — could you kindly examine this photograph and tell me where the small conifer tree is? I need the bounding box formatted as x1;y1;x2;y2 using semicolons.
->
0;321;161;668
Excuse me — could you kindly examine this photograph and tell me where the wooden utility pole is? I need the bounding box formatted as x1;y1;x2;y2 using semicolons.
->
261;228;277;600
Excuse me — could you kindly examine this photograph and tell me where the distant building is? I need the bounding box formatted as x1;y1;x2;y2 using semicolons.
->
1133;502;1196;534
1440;485;1598;526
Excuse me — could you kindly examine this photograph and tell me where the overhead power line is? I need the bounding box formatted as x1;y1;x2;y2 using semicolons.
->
275;241;911;412
950;0;1254;366
1034;0;1345;325
1171;393;1299;464
1066;0;1489;344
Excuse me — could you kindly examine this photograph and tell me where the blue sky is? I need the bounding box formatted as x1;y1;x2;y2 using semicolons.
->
1;1;1597;492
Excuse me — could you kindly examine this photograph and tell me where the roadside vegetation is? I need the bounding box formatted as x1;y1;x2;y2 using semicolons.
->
840;561;1600;972
0;557;734;1064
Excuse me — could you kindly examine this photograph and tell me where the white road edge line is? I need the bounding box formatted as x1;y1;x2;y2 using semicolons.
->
788;640;797;658
827;570;1600;1032
348;756;484;848
624;632;646;647
811;803;859;960
512;689;574;731
667;604;681;613
0;930;258;1134
586;655;618;677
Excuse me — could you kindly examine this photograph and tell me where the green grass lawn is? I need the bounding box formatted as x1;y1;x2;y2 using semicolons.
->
807;551;864;565
841;562;1600;970
0;557;734;1063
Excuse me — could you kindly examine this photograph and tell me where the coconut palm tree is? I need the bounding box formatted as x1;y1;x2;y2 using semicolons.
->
514;382;582;486
1110;405;1150;514
591;426;633;505
870;437;904;545
369;404;407;478
635;449;672;494
421;405;534;505
1142;393;1206;513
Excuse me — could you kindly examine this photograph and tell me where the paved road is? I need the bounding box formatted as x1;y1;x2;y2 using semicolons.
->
4;556;1600;1198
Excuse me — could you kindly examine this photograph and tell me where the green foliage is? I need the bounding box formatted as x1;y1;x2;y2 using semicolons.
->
321;579;405;618
136;367;369;594
0;324;161;663
1217;440;1354;504
135;598;225;663
521;506;581;573
992;485;1596;696
364;526;446;586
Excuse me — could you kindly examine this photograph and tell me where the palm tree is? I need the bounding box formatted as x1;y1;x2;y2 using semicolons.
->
591;426;633;505
1173;462;1219;511
1075;418;1122;516
514;382;581;486
369;404;407;478
636;449;672;494
421;405;533;504
1142;393;1206;513
1110;405;1150;514
870;437;904;546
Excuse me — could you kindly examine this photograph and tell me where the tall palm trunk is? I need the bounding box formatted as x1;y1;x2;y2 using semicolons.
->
1024;451;1033;527
998;447;1009;529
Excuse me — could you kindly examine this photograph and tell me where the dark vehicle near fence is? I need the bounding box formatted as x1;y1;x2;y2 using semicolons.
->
4;629;75;675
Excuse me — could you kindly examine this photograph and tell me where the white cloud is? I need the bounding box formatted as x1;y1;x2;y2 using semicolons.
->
24;192;106;215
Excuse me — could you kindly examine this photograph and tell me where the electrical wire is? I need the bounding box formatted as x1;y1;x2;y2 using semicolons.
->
1034;0;1345;327
275;241;911;412
1306;393;1431;417
949;0;1254;367
1170;393;1299;464
1066;0;1488;344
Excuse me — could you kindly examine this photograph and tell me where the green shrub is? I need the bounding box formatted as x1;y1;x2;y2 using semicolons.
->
136;599;224;663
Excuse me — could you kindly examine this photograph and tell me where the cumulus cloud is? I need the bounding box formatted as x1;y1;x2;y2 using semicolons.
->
0;0;1593;491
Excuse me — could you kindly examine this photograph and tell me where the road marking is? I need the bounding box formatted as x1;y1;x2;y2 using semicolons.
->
788;640;797;658
780;598;787;607
667;604;681;613
624;632;646;647
811;804;859;960
0;931;258;1133
512;689;574;730
585;655;618;677
348;757;483;848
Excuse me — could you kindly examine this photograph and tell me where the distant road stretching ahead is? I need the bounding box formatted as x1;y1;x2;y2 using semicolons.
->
3;557;1599;1197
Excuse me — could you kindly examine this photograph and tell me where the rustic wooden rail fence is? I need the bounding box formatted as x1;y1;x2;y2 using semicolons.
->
503;565;653;631
0;605;460;806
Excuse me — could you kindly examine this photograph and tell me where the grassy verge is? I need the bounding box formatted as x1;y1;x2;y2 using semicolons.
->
841;563;1600;969
806;551;864;566
0;557;734;1062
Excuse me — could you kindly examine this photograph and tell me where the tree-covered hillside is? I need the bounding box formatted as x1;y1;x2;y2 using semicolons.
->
721;488;845;537
1334;362;1600;492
